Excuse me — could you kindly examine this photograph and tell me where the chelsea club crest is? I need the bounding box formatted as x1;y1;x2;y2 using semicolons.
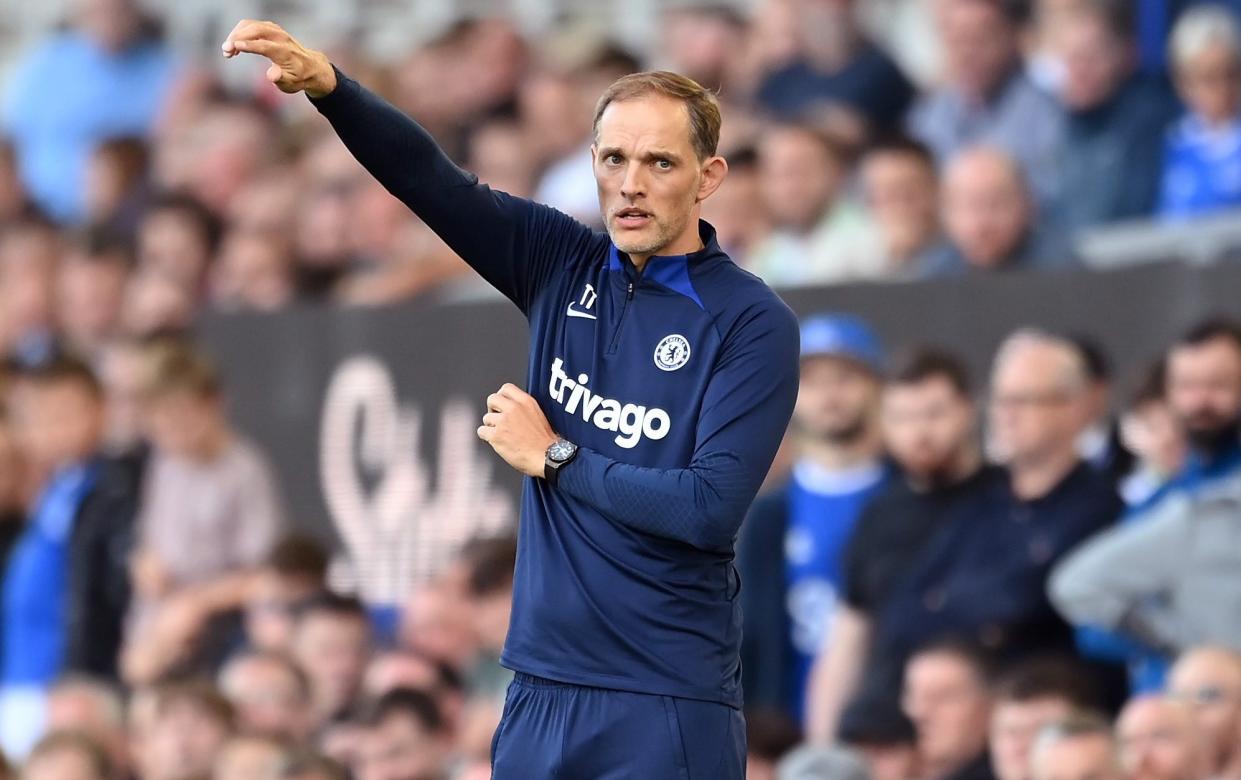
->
654;334;691;372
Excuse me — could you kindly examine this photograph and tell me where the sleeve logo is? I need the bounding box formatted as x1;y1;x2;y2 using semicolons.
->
654;334;691;372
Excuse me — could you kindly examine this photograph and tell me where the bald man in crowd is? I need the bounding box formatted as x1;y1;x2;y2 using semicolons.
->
1116;695;1211;780
1166;647;1241;779
924;147;1076;275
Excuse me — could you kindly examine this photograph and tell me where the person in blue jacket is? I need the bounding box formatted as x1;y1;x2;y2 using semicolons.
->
223;20;800;780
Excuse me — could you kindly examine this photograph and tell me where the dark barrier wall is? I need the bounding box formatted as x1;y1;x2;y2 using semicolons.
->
200;260;1241;602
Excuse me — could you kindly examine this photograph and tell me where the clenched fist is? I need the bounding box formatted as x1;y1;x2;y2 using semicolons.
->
478;383;559;478
221;19;336;98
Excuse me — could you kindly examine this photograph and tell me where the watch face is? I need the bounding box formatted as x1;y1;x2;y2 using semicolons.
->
548;440;576;462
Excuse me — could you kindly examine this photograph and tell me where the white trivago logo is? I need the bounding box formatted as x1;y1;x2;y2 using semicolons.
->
548;358;670;448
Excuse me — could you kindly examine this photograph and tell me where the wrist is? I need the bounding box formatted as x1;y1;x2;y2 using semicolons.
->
306;55;337;99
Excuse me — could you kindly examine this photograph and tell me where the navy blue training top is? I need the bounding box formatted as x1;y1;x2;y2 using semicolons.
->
312;69;800;707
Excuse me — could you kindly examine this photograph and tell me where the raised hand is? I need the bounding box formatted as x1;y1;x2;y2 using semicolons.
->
221;19;337;98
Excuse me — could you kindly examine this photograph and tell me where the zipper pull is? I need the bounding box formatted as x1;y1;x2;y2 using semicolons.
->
627;282;634;300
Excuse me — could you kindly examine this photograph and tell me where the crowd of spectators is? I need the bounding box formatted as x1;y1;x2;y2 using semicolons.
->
4;0;1241;777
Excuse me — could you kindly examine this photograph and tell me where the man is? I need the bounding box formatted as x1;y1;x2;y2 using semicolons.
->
1115;695;1212;780
837;697;921;780
55;227;130;361
902;640;996;780
989;657;1101;780
872;331;1121;688
1166;646;1241;779
750;125;882;285
19;732;113;780
0;357;108;759
805;347;999;739
908;0;1065;203
218;651;314;743
1051;320;1241;663
225;19;799;779
289;593;372;730
44;678;130;778
1029;714;1124;780
859;136;946;278
1054;1;1180;233
355;689;451;780
132;681;236;780
740;314;887;721
243;534;330;655
213;734;291;780
923;147;1076;275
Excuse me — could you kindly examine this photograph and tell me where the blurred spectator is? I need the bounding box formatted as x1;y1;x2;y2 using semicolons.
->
122;340;285;684
0;357;106;758
56;228;131;360
740;314;887;719
84;137;150;238
211;229;296;313
461;534;516;659
1054;0;1181;233
1118;359;1187;507
1166;646;1241;778
807;347;995;739
1159;6;1241;218
0;214;61;362
0;0;177;223
120;267;196;337
135;192;220;296
132;681;235;780
1115;695;1212;780
213;734;290;780
218;651;314;743
244;535;330;655
44;678;128;777
1051;319;1241;669
1028;713;1124;780
924;147;1076;275
837;696;920;780
658;5;749;93
176;99;278;217
901;640;996;780
909;0;1065;202
756;0;915;129
859;135;946;277
776;743;872;780
289;593;372;728
702;146;769;264
465;115;536;199
745;709;803;780
19;731;113;780
870;331;1120;688
749;125;883;285
354;688;450;780
989;657;1101;780
280;752;347;780
1068;335;1135;488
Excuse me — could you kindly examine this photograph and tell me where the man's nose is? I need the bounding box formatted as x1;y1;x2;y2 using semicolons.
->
620;162;646;199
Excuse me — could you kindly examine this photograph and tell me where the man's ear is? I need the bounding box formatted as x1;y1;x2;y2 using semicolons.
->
696;155;729;203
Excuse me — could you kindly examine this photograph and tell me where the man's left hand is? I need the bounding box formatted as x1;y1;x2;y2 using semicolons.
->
478;383;559;478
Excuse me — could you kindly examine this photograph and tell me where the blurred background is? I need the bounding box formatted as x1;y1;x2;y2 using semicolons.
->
5;0;1241;779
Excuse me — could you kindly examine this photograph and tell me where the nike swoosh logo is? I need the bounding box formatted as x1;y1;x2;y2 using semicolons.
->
566;305;597;320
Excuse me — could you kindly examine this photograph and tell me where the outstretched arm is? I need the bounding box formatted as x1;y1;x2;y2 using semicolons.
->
222;20;593;313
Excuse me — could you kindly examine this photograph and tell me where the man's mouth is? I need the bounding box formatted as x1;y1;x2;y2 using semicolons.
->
614;207;652;229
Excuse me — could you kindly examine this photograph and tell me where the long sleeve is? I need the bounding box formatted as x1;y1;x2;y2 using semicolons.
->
1048;497;1189;654
309;67;595;314
556;301;799;552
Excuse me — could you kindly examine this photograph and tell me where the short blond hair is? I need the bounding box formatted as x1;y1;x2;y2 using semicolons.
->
593;71;722;161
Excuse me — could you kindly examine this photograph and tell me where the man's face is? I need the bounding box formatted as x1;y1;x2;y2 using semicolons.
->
795;355;881;445
244;571;320;654
1167;650;1241;772
855;742;920;780
989;344;1086;466
882;377;974;482
903;653;992;772
220;658;310;742
57;254;127;347
138;210;211;290
356;713;448;780
991;697;1075;780
943;154;1030;269
1032;734;1123;780
291;613;371;720
862;151;939;253
1166;338;1241;446
212;738;287;780
593;95;712;258
939;0;1019;97
758;128;842;233
1058;15;1131;111
1178;43;1241;127
1117;698;1209;780
21;747;102;780
140;701;231;780
10;379;104;469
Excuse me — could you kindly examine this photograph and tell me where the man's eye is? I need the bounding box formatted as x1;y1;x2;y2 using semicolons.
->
655;159;672;170
606;154;623;165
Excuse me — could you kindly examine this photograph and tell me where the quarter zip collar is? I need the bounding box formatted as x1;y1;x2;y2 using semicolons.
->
607;220;726;277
